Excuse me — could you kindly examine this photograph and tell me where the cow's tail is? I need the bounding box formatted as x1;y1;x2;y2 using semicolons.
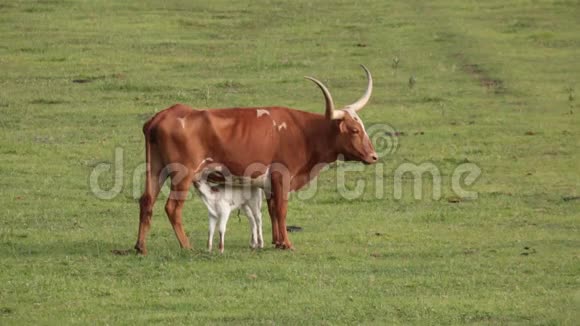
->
142;119;154;199
134;115;159;254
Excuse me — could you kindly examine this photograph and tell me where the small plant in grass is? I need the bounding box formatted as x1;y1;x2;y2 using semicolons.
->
408;75;416;89
567;86;574;114
204;86;211;106
392;55;400;76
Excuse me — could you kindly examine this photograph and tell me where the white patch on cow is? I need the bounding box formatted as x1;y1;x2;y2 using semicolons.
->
277;122;287;131
272;120;277;127
177;117;186;129
344;108;367;134
257;109;270;117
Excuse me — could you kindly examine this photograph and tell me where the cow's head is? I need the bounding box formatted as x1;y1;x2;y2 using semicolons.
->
306;65;378;164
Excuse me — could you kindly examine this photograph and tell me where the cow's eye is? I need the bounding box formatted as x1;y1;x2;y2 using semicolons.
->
352;128;359;134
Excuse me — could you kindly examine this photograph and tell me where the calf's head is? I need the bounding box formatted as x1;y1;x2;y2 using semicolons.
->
306;65;378;164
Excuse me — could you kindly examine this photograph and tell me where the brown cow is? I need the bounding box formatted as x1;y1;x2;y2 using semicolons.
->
134;65;377;254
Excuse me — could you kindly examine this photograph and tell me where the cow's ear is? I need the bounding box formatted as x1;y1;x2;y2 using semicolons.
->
339;119;348;133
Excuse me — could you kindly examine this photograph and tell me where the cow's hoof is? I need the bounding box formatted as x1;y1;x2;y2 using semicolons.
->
277;242;294;250
133;245;147;255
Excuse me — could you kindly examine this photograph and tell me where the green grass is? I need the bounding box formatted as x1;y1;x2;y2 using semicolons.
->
1;0;579;324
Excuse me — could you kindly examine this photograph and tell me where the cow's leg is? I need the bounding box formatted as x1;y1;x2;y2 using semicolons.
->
207;213;218;252
275;198;291;249
266;197;279;245
135;145;165;255
217;208;231;254
165;175;194;250
270;174;292;250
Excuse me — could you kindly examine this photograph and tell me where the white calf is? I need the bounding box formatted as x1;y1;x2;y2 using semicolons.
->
193;181;264;253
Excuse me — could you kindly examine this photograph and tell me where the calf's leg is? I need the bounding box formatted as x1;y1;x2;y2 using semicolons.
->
207;213;218;252
217;208;231;254
243;205;258;249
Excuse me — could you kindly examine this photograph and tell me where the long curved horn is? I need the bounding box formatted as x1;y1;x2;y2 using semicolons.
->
343;64;372;112
304;76;344;120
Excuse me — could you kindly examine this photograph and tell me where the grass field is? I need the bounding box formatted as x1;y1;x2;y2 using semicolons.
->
1;0;579;324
